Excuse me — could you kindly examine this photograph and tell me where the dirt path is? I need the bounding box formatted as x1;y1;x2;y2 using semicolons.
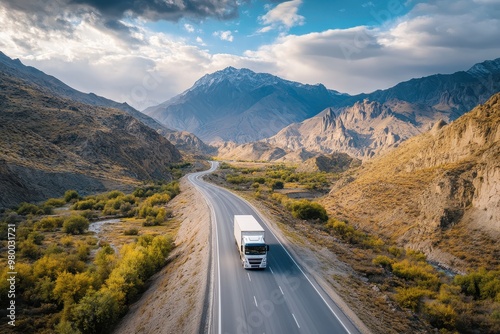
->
113;177;211;334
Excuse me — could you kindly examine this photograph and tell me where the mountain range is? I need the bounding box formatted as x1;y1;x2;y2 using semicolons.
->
143;67;347;143
0;53;182;209
215;58;500;160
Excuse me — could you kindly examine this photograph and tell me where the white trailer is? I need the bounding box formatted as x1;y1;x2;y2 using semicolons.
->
234;215;269;269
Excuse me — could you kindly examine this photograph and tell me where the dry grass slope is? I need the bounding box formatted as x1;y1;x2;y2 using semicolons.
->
0;72;181;208
322;92;500;272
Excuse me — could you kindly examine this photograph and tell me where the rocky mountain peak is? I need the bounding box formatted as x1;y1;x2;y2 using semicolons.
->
145;67;348;143
466;58;500;78
191;66;277;91
321;108;337;131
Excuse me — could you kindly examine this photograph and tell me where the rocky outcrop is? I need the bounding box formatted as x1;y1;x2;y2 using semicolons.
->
216;141;287;161
260;58;500;161
266;100;421;159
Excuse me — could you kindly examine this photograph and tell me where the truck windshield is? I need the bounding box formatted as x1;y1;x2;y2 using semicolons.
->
245;244;267;255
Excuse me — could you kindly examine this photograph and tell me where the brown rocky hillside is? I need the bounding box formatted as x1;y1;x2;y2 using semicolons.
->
321;92;500;272
0;72;181;209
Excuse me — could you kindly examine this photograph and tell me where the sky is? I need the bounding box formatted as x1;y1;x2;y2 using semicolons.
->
1;0;500;110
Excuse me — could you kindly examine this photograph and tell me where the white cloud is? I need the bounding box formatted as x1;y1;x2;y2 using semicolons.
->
184;23;194;33
213;30;234;42
245;0;500;94
258;0;305;33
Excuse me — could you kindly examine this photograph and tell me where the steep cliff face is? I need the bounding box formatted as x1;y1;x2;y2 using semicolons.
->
322;93;500;272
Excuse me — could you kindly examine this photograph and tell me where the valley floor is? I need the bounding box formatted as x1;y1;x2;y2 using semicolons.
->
115;169;414;334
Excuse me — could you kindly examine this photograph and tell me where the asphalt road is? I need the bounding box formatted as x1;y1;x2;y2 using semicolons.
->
188;162;361;334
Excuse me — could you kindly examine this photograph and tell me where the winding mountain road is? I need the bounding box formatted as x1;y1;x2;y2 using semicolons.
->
188;162;361;334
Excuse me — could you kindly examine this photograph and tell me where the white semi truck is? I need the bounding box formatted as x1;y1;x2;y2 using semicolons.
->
234;215;269;269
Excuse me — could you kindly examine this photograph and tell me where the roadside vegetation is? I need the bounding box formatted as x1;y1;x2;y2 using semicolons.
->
0;178;182;333
209;162;500;333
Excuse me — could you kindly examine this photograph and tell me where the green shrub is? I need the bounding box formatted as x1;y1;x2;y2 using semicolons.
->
424;300;457;329
372;255;394;269
454;268;500;300
226;174;247;184
124;228;139;236
70;288;123;334
395;287;431;311
219;162;231;169
325;218;365;244
253;177;266;184
289;200;328;221
34;217;64;231
16;202;41;215
106;190;124;199
63;215;89;235
44;198;66;207
53;271;95;305
406;249;427;262
73;199;97;210
388;246;403;258
19;238;41;259
271;180;284;190
146;193;171;206
392;259;440;289
64;190;80;203
103;198;124;215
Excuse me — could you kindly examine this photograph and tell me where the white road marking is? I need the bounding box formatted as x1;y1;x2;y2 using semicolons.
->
254;296;258;307
248;272;251;281
279;286;284;295
269;266;274;274
244;200;353;334
292;313;300;328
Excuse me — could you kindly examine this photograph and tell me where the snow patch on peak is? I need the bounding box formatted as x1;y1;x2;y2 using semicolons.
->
466;58;500;78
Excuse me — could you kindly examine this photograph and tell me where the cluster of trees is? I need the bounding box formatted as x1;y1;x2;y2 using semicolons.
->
323;215;500;332
365;244;499;332
222;163;331;192
56;235;173;333
69;182;179;226
0;181;180;333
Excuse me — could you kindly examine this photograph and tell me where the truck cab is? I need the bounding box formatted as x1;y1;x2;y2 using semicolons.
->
234;215;269;269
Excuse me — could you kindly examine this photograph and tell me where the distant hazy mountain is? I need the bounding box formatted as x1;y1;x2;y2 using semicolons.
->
0;61;181;209
0;51;165;129
322;91;500;273
143;67;348;143
265;58;500;159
